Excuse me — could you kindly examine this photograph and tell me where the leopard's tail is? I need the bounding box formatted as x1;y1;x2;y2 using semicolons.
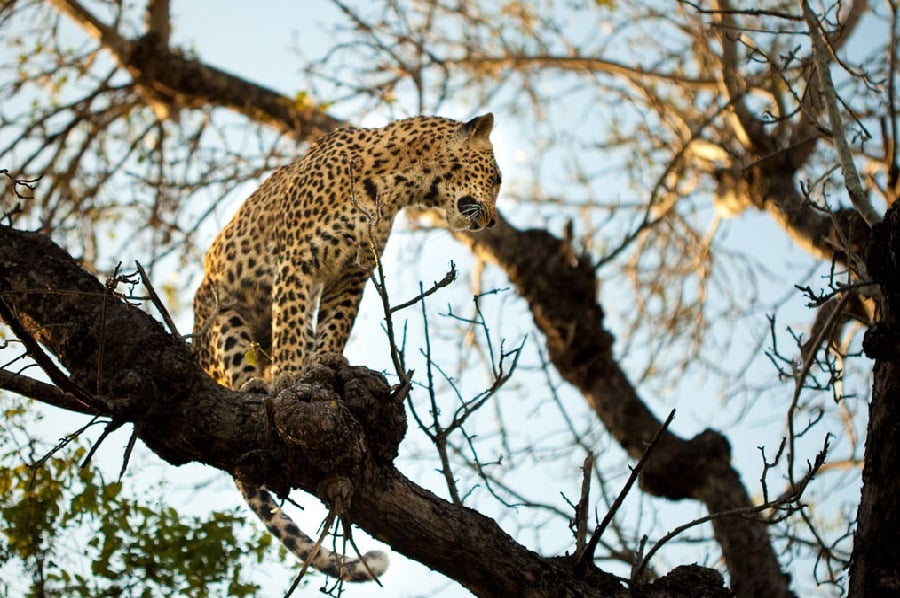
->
235;479;389;582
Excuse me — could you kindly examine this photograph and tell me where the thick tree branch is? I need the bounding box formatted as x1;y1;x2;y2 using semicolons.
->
756;168;868;265
0;225;733;597
47;0;344;142
853;203;900;595
714;0;777;155
144;0;170;47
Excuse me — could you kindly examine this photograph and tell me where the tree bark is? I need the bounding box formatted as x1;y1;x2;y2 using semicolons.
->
852;203;900;596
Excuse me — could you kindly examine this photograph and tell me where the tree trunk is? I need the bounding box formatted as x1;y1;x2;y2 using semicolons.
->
852;203;900;596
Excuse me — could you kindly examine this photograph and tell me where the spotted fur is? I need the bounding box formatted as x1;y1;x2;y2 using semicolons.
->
194;114;500;581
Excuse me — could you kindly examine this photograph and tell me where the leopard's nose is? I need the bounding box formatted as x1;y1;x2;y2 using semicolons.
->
457;196;480;217
486;216;496;228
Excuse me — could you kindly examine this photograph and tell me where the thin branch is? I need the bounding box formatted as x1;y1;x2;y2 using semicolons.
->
80;419;126;468
678;1;803;21
636;435;829;578
390;262;457;313
787;272;854;488
0;297;94;410
712;0;776;154
118;426;140;481
445;55;719;89
135;261;181;338
0;368;97;415
46;0;131;57
573;452;594;554
800;0;881;226
575;410;675;577
285;510;337;596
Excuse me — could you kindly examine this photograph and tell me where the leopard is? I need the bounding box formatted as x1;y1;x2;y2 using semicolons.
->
193;113;501;582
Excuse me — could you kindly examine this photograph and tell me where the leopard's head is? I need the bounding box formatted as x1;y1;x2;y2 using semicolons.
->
438;113;501;232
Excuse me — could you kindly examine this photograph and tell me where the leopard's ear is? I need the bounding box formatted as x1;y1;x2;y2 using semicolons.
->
460;113;494;140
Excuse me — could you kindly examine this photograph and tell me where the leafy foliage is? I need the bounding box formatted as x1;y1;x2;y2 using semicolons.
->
0;399;272;598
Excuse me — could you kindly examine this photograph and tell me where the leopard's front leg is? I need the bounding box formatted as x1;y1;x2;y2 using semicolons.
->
314;269;370;358
271;259;318;392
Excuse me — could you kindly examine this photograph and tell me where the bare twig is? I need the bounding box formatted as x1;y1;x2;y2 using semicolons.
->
136;261;181;338
636;434;829;579
390;262;457;313
574;452;594;554
345;154;409;383
118;426;140;480
787;288;852;488
29;415;104;469
370;241;408;382
799;0;881;226
575;409;675;577
416;281;462;505
285;510;338;597
80;419;126;468
1;169;42;199
759;437;787;504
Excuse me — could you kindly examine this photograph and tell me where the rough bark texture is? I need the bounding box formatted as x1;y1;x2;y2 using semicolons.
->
0;225;735;597
853;203;900;597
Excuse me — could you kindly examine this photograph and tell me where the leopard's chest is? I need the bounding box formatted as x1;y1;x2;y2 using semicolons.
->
268;158;408;279
284;212;394;280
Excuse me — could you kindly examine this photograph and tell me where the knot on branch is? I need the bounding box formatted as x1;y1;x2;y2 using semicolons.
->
863;323;900;360
105;369;152;416
127;35;175;91
713;164;765;217
273;389;367;479
271;356;407;480
339;366;408;464
645;564;731;598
